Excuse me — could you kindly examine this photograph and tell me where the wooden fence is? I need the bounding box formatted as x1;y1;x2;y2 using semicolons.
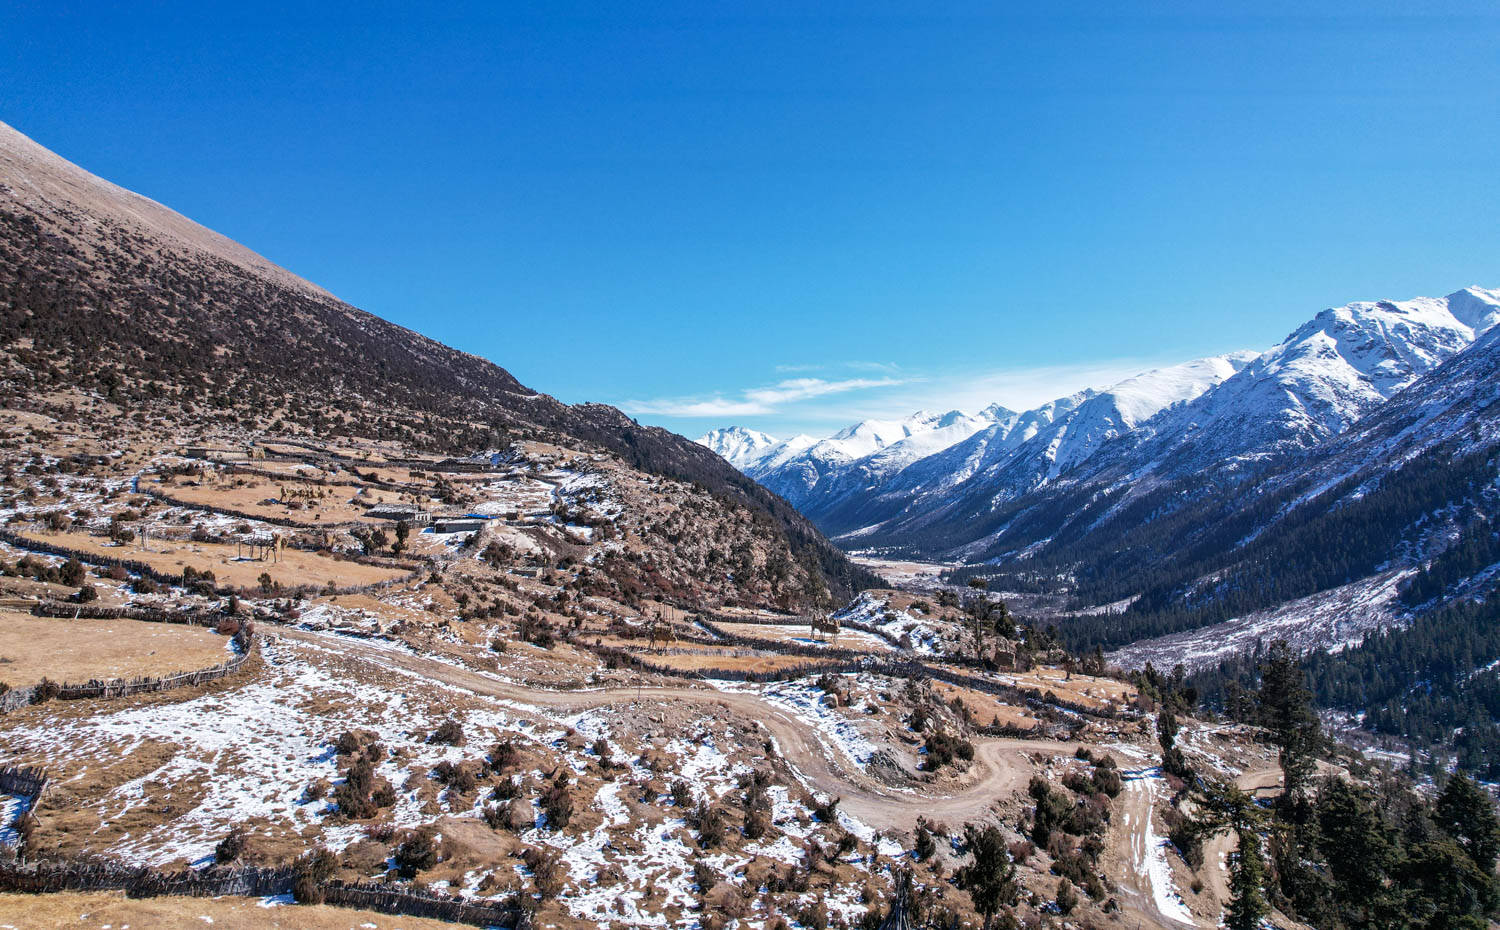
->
31;602;221;626
0;858;521;927
0;766;51;801
0;765;50;854
0;527;191;593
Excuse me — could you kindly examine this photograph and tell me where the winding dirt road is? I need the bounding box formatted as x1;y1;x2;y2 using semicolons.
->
281;628;1207;929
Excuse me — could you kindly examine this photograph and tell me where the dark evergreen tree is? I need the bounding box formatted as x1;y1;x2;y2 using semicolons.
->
1315;778;1400;927
1224;828;1269;930
1257;640;1319;798
956;823;1018;930
1435;772;1500;873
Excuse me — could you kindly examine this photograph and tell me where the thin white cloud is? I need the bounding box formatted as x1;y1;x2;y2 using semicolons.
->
745;376;907;406
773;360;903;375
625;376;908;419
631;350;1260;440
625;397;777;418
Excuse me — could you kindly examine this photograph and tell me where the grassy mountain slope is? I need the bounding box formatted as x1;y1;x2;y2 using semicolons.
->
0;119;877;602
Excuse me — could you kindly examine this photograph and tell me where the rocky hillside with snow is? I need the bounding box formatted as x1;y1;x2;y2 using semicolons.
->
0;119;877;603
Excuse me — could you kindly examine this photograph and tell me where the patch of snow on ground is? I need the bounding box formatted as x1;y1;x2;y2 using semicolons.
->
834;592;942;654
1109;569;1413;672
1124;767;1195;926
713;681;877;769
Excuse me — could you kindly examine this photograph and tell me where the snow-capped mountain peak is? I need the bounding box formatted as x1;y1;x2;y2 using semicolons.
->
695;426;781;469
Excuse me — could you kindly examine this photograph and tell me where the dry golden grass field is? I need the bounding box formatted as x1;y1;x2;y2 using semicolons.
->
155;476;388;525
0;890;465;929
0;611;231;687
640;650;827;675
13;530;410;591
931;680;1041;729
996;666;1135;711
711;620;894;652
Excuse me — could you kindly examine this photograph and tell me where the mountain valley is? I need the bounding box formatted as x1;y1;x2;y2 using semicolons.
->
0;117;1495;930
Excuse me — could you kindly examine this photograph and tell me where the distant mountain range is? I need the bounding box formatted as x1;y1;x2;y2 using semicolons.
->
701;286;1500;561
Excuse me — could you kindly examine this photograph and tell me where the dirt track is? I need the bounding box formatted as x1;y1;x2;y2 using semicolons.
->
282;628;1209;928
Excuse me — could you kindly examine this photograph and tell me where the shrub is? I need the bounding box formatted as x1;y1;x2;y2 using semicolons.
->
481;802;507;830
432;760;478;795
692;860;718;893
914;823;937;861
59;558;85;587
215;826;248;863
692;803;727;848
812;795;840;823
333;755;395;820
393;830;439;878
541;774;574;830
1057;877;1078;914
295;846;338;884
922;730;974;770
429;719;464;746
1091;765;1123;798
1164;808;1204;869
1062;771;1094;795
489;739;519;772
523;847;565;898
292;874;324;905
31;678;59;704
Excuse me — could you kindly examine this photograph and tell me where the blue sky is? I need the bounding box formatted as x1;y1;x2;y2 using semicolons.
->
4;2;1497;439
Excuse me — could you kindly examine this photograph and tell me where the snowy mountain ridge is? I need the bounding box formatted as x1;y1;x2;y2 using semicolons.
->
694;286;1500;559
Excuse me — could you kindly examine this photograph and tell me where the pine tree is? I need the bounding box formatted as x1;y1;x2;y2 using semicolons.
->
1316;778;1399;926
1257;640;1319;798
956;823;1018;930
1434;772;1500;872
1224;828;1269;930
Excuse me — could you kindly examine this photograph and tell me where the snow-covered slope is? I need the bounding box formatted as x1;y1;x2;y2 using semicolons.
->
743;407;1013;512
1117;287;1500;482
705;287;1500;567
